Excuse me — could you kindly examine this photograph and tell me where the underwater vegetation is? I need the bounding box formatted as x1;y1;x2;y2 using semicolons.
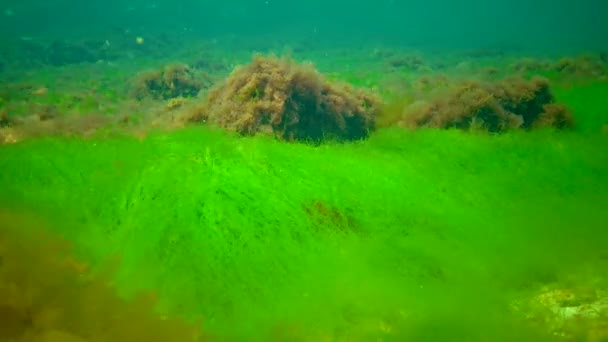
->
1;122;606;341
0;210;205;342
188;55;380;142
131;64;214;100
511;53;608;79
387;55;426;71
1;46;606;145
0;111;9;128
0;33;607;340
399;76;573;132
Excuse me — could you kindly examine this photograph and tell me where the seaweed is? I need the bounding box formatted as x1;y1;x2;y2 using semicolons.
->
131;64;212;100
386;54;426;71
194;55;380;142
0;109;9;128
552;55;607;77
0;210;205;342
400;76;574;132
511;54;607;78
35;104;58;121
303;200;359;234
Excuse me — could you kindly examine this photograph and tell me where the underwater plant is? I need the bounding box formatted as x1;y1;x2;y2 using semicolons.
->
400;76;574;132
0;109;10;128
0;210;205;342
551;54;608;77
303;200;359;234
131;64;213;100
386;54;426;71
189;54;380;142
511;53;608;78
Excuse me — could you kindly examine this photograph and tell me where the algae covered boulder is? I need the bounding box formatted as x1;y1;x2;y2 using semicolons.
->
131;64;212;100
401;76;573;132
194;55;379;142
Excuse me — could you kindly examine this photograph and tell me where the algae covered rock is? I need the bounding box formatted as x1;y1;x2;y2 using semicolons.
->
513;287;608;341
195;55;379;142
131;64;212;100
401;76;573;132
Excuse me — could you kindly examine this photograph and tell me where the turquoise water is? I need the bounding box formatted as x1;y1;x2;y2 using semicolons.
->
0;1;607;341
1;0;607;50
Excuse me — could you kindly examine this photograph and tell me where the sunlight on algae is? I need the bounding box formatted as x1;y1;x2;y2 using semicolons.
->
1;117;607;340
1;47;607;340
